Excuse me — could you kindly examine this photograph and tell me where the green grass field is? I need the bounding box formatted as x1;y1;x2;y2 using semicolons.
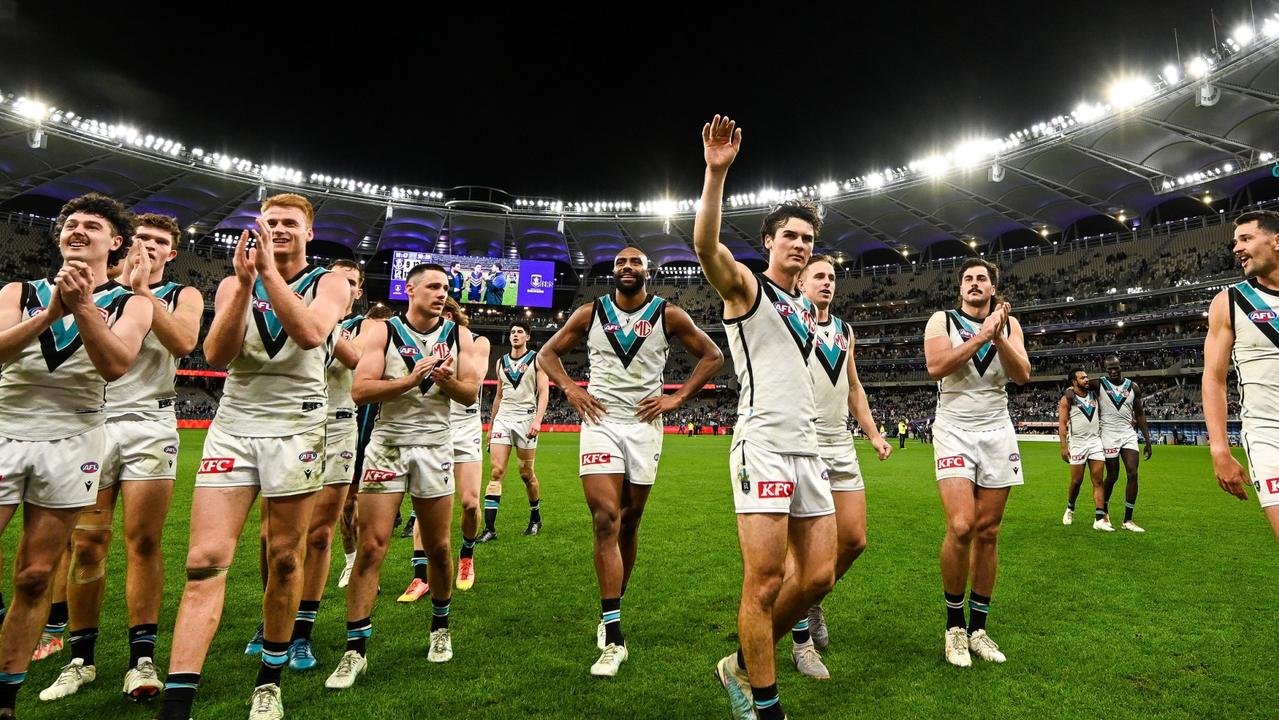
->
6;431;1275;720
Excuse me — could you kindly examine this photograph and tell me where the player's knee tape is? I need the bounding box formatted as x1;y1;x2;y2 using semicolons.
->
68;553;106;585
187;566;230;581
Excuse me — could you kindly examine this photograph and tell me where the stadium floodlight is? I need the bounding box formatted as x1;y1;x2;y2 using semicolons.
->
1072;102;1106;124
15;98;47;121
819;181;838;198
1162;64;1180;84
1187;56;1210;79
954;139;996;169
1203;194;1212;204
1265;18;1279;39
1233;23;1255;47
1117;212;1126;223
1106;76;1154;108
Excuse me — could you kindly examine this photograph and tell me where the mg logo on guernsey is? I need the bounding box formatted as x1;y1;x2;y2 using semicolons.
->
1250;309;1277;322
97;306;110;322
633;320;653;337
835;333;849;351
363;469;395;484
937;456;966;470
581;452;612;465
199;458;235;473
758;481;795;499
432;342;451;359
800;310;816;334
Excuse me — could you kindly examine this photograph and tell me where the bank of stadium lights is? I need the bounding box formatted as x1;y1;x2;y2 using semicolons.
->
1161;160;1256;190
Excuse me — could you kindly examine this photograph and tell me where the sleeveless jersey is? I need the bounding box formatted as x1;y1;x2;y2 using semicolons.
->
0;279;134;440
106;281;185;420
586;293;670;424
1229;278;1279;427
928;309;1012;431
810;315;854;442
449;330;484;424
326;314;364;434
373;315;459;446
1067;390;1100;442
213;265;331;437
724;274;818;455
496;350;539;419
1098;377;1137;435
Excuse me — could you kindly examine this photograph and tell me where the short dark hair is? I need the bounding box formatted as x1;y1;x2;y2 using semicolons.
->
761;200;823;245
366;303;395;320
407;263;447;283
330;258;364;285
1235;210;1279;236
960;257;1000;287
510;320;531;335
133;213;181;244
56;193;135;266
1068;366;1086;383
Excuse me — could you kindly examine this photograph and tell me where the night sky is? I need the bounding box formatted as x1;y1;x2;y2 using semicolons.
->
0;1;1253;201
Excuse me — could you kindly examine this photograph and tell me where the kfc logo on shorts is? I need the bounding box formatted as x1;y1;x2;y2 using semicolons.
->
1071;453;1086;462
581;452;612;465
491;431;506;440
758;481;795;499
773;301;795;317
1266;478;1279;494
340;451;354;460
362;469;396;484
432;342;451;359
298;451;319;463
163;445;178;455
252;299;272;313
633;320;653;337
1249;309;1278;322
399;345;419;357
602;323;621;333
199;458;235;474
80;461;99;474
936;456;966;470
1008;453;1020;462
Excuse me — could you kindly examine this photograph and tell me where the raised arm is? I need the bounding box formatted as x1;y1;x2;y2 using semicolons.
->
203;232;256;367
350;320;432;405
0;281;61;365
924;307;1006;380
693;115;755;313
994;310;1031;385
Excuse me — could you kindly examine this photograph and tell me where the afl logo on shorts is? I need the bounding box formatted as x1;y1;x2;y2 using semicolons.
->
1008;453;1020;462
603;323;621;333
773;302;795;317
253;299;272;312
298;451;319;463
163;445;178;455
199;458;235;473
758;481;795;499
581;452;612;465
1249;309;1277;322
340;451;354;460
442;461;453;472
936;456;966;470
633;320;653;337
80;461;99;474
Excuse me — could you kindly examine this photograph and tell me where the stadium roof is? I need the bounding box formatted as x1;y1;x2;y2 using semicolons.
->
2;35;1279;268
